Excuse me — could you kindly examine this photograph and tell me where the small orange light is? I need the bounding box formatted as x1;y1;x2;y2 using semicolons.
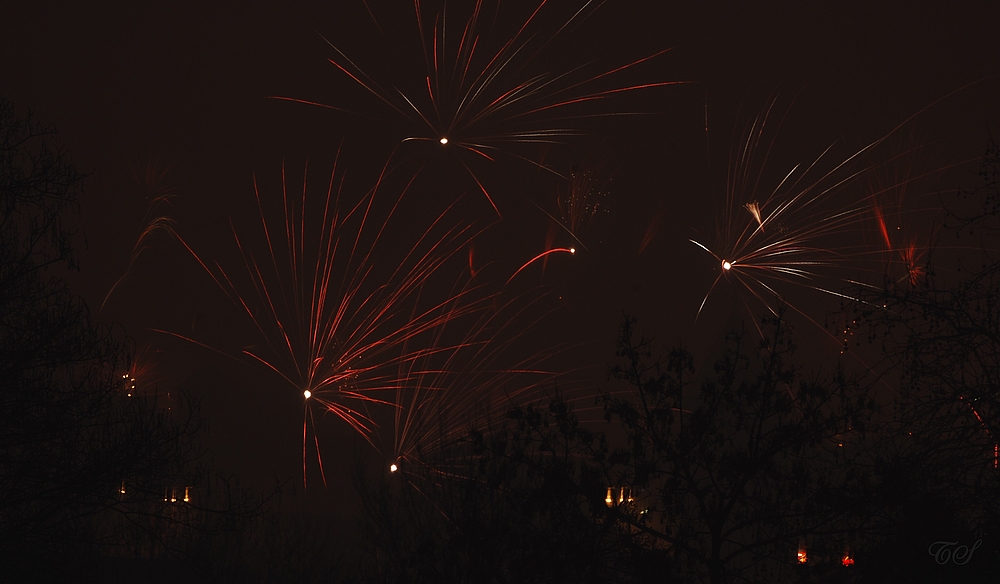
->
797;550;807;564
842;555;854;567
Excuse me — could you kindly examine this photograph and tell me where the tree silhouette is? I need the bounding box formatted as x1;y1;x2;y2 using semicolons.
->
349;311;883;583
602;314;875;583
0;96;205;578
351;398;651;584
852;137;1000;580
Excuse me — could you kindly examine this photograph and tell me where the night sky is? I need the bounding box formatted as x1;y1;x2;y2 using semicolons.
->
2;0;999;515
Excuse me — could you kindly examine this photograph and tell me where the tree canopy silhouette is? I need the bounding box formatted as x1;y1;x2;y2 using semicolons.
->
0;96;200;577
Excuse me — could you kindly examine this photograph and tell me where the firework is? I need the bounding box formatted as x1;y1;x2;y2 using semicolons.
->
557;162;611;236
864;142;942;289
690;80;988;339
100;155;180;313
534;157;613;255
385;284;577;474
119;342;169;398
506;247;576;286
159;152;495;486
377;241;597;476
689;98;918;339
273;0;681;216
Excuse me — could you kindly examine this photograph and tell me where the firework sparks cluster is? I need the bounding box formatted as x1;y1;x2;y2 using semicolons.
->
99;1;974;483
688;96;970;342
274;0;675;475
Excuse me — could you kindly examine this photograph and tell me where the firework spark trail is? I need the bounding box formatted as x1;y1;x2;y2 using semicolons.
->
99;153;188;314
100;180;178;314
387;285;579;471
638;209;663;255
506;247;576;286
155;152;504;486
379;241;594;475
955;394;1000;469
272;0;685;216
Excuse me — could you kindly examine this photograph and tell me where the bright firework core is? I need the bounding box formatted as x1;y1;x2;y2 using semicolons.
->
722;260;732;271
439;137;448;145
303;389;312;399
389;463;398;473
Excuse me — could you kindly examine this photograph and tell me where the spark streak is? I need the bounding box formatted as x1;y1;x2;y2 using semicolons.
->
506;247;575;286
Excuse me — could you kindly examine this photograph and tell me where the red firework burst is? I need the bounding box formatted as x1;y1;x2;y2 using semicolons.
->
273;0;683;216
864;140;943;289
158;151;495;486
